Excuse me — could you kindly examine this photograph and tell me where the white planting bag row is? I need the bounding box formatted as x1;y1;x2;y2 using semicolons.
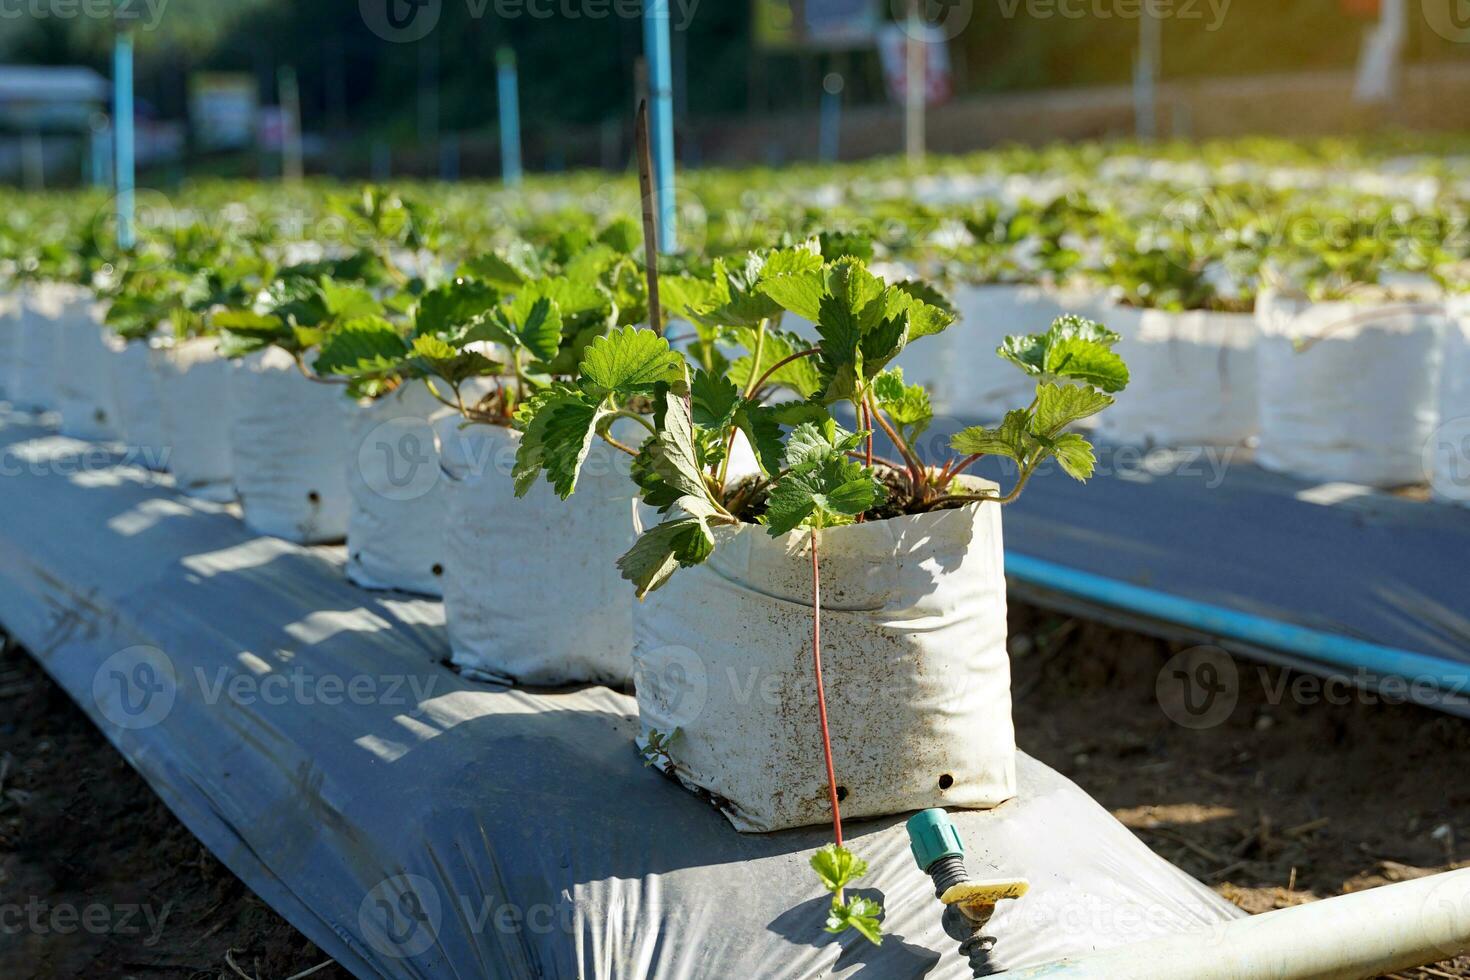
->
150;336;235;501
435;419;636;687
229;347;353;544
1256;289;1447;488
633;486;1017;833
939;283;1099;420
345;382;451;596
9;281;83;412
54;297;119;441
109;336;170;470
1433;296;1470;506
1098;302;1259;448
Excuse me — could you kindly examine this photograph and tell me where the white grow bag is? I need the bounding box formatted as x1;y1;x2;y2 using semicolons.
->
150;336;235;501
1432;296;1470;506
633;486;1017;833
109;336;169;470
229;347;353;544
1256;290;1447;487
345;382;452;596
1098;303;1259;447
941;283;1092;420
54;297;119;441
9;281;82;412
436;419;636;687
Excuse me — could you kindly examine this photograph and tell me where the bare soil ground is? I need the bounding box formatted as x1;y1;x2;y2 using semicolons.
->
1009;604;1470;978
0;631;350;980
1;606;1467;979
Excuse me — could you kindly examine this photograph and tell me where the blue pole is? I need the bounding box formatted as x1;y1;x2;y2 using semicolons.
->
496;48;522;188
643;0;676;253
819;72;844;163
113;31;135;249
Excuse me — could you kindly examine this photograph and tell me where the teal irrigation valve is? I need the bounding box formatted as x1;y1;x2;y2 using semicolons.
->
907;808;1030;977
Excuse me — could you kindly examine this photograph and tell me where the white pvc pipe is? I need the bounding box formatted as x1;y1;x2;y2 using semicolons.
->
1006;867;1470;980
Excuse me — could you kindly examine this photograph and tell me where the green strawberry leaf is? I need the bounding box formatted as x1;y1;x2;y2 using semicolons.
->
765;456;885;535
951;409;1032;463
690;368;740;430
1033;382;1114;435
825;896;883;946
312;316;409;378
1045;431;1098;481
811;843;869;893
414;278;500;336
580;326;686;397
617;498;719;598
512;384;605;498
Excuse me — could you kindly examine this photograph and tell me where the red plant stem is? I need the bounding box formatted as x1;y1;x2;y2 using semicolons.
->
865;396;925;492
940;452;983;485
749;346;820;396
810;530;843;847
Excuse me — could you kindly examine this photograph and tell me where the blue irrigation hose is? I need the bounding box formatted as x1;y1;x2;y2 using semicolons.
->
1004;552;1470;695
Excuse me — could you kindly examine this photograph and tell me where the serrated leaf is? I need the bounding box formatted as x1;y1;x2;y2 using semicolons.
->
410;334;456;360
782;420;864;470
885;283;955;340
463;241;542;289
580;326;686;396
414;278;500;336
951;409;1032;463
660;273;727;320
734;403;786;475
765;456;884;535
999;314;1127;392
825;896;883;946
764;400;833;428
320;278;382;319
512;384;604;498
1033;382;1114;435
690;369;740;430
758;270;826;323
468;294;564;364
617;500;719;598
810;844;869;893
1044;337;1130;393
631;435;684;512
872;368;932;440
312;316;408;377
651;389;709;501
410;333;500;385
760;243;824;278
694;254;786;327
1047;431;1097;481
563;243;619;282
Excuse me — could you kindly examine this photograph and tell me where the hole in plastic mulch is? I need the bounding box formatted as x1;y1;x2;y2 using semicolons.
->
432;563;444;576
307;491;321;504
835;786;848;802
938;773;954;790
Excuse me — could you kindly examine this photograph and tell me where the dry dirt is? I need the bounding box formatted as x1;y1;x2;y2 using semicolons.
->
2;606;1468;979
1008;604;1470;979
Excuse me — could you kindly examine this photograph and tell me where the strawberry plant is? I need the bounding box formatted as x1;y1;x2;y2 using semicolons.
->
513;242;1130;944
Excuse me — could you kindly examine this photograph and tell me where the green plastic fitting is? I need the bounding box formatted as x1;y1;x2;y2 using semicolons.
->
907;807;965;873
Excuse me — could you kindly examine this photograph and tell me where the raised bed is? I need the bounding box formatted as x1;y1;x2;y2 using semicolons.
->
0;409;1239;978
